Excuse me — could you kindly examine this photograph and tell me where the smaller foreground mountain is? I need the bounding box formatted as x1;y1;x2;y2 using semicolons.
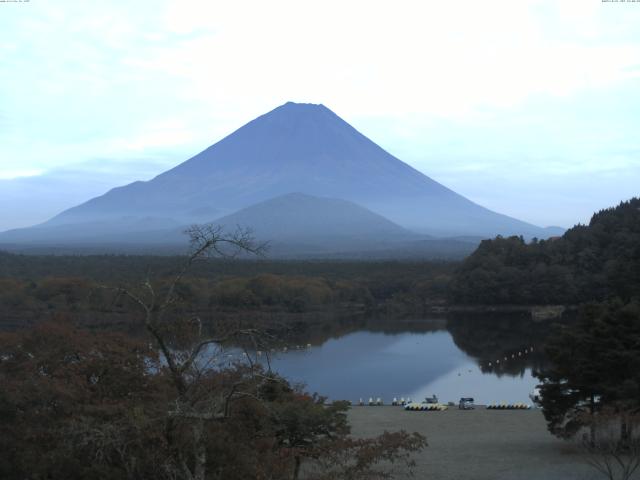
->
217;193;412;240
211;193;483;258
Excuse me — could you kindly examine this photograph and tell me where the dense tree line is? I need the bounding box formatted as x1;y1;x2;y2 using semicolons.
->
0;252;454;287
0;256;455;331
450;198;640;305
0;274;371;314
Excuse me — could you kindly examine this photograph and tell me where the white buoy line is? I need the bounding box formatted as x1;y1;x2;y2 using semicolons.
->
486;346;535;368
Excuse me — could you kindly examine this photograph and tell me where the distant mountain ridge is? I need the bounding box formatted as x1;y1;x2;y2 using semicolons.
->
0;193;479;259
0;101;562;255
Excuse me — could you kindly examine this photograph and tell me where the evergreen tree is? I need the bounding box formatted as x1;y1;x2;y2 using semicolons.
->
535;300;640;440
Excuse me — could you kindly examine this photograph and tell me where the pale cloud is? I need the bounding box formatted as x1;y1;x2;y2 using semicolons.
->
0;0;639;229
147;0;640;118
0;168;45;180
108;120;197;153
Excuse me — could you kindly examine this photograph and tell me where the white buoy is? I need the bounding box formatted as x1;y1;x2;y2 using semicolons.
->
392;397;398;405
488;362;492;367
368;397;374;406
376;397;382;406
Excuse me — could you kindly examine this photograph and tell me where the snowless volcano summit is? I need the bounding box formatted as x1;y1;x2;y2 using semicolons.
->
4;102;558;246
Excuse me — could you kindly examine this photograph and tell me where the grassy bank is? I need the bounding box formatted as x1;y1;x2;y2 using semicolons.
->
348;407;600;480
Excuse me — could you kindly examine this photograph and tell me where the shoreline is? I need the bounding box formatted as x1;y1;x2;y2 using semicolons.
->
422;304;573;319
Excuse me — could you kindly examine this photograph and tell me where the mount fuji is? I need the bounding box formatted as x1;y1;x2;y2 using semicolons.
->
0;102;562;255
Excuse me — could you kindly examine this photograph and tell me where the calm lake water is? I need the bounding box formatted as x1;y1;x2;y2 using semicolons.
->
255;325;542;405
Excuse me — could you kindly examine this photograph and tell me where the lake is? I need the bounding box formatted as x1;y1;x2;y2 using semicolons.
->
230;319;542;404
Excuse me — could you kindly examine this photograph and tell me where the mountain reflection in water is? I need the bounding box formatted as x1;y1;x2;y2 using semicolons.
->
224;314;553;405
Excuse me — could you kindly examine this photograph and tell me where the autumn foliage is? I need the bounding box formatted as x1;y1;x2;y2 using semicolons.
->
0;320;425;479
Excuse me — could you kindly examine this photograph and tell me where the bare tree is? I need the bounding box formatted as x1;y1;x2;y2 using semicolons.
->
579;409;640;480
102;224;426;480
112;224;268;480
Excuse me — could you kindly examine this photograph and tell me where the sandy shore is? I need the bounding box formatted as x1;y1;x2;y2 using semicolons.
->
348;406;602;480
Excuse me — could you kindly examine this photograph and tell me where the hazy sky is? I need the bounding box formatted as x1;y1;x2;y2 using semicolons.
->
1;0;639;230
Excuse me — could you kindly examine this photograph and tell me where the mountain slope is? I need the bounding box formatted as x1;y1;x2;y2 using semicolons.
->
215;193;413;241
31;102;554;238
211;192;420;255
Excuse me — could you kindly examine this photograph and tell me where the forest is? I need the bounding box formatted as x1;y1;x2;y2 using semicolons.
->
0;253;455;333
450;198;640;306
